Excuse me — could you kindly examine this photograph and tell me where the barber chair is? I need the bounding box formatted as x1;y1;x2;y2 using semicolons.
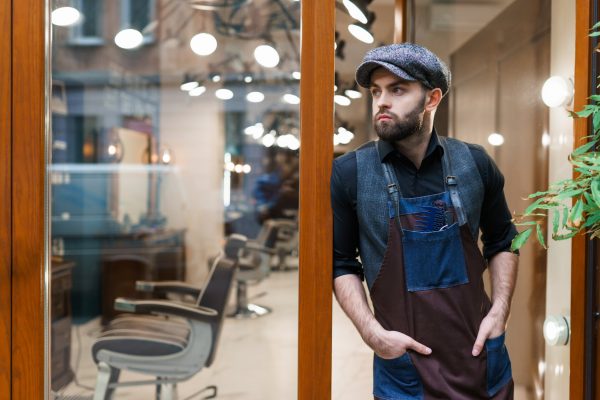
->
227;220;281;319
91;234;247;400
269;218;298;271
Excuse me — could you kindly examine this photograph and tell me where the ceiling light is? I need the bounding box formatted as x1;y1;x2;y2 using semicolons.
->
180;81;199;91
189;86;206;96
283;94;300;105
234;164;243;173
276;135;290;148
254;45;280;68
262;133;276;147
247;91;265;103
288;136;300;150
114;29;144;49
541;76;574;108
244;75;253;83
342;0;368;24
334;95;351;106
211;74;221;83
215;88;234;100
244;123;264;137
345;89;362;99
242;164;252;174
488;133;505;146
292;71;301;80
190;33;218;56
348;24;374;44
51;7;81;26
337;127;355;144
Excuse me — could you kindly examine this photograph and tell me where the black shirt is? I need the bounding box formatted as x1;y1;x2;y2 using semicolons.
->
331;130;518;280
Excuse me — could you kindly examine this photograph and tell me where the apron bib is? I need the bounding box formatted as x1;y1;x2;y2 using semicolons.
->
370;149;513;400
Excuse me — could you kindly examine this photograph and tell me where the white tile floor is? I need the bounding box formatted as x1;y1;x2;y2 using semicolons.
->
54;270;530;400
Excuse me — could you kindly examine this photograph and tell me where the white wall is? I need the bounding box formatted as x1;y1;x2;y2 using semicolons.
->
544;0;575;398
159;87;225;285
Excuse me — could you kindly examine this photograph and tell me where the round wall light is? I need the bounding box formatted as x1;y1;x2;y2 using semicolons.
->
487;132;505;147
541;76;574;108
543;315;570;346
51;7;81;26
190;33;218;56
254;45;280;68
114;29;144;49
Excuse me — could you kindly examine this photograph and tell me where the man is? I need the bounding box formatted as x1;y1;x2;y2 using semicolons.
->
331;43;519;399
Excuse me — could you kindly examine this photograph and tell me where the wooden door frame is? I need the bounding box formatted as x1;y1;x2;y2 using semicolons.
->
11;0;48;398
1;0;12;398
572;1;597;398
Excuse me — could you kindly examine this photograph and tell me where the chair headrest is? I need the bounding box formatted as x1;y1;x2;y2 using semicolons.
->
224;234;247;261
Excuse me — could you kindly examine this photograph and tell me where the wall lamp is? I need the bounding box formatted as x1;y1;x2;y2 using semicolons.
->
541;76;574;108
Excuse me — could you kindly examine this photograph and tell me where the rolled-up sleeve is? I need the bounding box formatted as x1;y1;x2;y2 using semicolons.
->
331;156;364;280
472;146;519;260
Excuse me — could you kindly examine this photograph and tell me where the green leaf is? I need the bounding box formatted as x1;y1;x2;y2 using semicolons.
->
563;206;570;227
590;21;600;30
572;140;597;156
590;95;600;102
524;197;546;215
576;108;595;118
511;228;533;251
553;231;578;240
590;31;600;37
592;179;600;208
552;210;560;235
556;188;585;200
570;199;584;227
527;190;551;199
593;111;600;129
536;223;547;249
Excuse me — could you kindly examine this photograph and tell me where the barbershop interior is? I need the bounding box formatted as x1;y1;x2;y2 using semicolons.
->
45;0;583;399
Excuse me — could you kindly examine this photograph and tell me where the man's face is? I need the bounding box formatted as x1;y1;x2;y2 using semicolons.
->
369;68;428;142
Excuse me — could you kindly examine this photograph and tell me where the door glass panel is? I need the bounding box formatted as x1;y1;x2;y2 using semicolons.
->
49;1;300;398
332;0;549;399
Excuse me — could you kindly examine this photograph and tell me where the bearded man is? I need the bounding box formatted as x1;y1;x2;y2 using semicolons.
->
331;43;519;399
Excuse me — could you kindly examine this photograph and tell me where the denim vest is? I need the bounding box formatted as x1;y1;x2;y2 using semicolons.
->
356;137;484;289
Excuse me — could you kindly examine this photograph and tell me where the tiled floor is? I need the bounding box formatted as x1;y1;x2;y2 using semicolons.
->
54;269;529;399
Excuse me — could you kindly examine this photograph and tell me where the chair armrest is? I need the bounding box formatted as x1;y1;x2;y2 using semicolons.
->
114;298;218;323
135;281;202;297
245;241;276;255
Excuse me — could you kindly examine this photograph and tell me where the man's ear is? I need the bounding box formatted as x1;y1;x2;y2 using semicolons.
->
424;88;443;111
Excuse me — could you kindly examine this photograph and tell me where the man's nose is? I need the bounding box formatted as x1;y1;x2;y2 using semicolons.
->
376;92;391;109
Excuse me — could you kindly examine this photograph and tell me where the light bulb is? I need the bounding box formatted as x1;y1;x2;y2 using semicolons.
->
51;7;81;26
247;91;265;103
283;94;300;105
114;29;144;49
262;133;276;147
180;81;199;91
334;95;351;106
541;76;573;108
345;89;362;99
488;133;505;147
190;33;218;56
254;45;280;68
215;88;234;100
348;24;374;44
189;86;206;97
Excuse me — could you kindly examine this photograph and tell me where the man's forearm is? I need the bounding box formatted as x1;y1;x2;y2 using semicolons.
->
333;274;383;348
487;251;518;324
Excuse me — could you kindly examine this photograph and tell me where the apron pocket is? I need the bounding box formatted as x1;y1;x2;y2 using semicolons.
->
373;353;423;400
485;333;512;396
401;223;469;292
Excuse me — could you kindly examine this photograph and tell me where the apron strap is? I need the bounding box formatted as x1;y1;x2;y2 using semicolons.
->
376;143;405;233
438;137;468;226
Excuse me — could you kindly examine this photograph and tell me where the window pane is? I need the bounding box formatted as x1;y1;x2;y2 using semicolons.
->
49;0;300;397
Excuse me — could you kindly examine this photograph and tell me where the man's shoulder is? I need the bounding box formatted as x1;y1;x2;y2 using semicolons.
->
333;141;376;169
442;136;490;165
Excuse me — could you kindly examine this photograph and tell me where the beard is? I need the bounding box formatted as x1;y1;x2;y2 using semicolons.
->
374;95;427;142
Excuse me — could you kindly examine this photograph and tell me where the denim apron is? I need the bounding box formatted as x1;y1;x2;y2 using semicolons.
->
370;146;513;400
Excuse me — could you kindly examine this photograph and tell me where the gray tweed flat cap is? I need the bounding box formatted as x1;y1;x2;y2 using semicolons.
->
355;43;451;95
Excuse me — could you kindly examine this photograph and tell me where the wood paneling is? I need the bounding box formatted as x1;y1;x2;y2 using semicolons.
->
12;0;46;398
394;0;407;43
297;0;334;398
0;0;12;397
571;1;591;398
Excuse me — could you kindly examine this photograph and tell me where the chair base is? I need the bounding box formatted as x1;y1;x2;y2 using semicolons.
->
228;303;272;319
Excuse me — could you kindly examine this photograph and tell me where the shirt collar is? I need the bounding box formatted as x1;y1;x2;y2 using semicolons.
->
377;127;444;163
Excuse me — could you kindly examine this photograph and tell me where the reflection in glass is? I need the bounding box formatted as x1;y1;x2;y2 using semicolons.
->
49;0;301;398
